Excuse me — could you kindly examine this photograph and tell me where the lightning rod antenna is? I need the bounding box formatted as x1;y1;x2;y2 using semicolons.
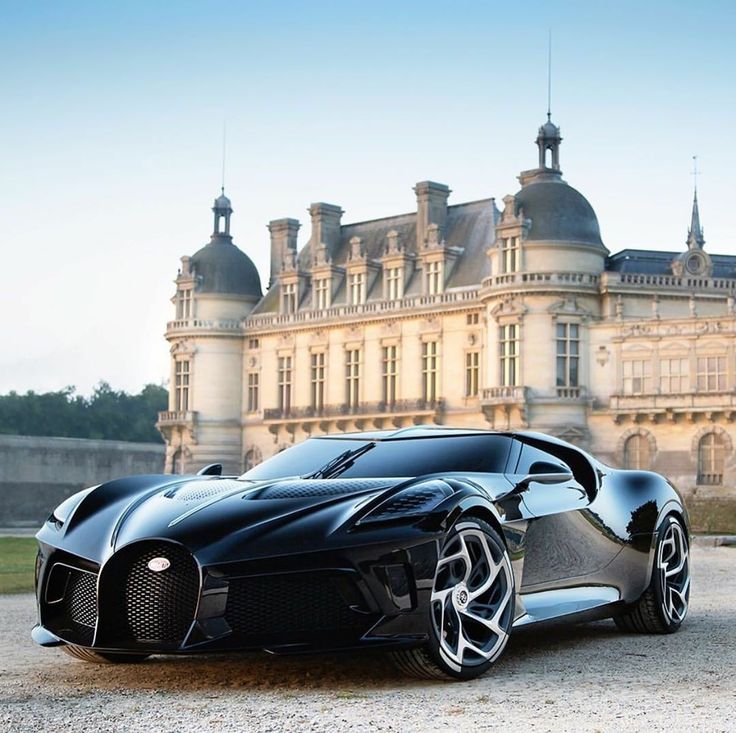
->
221;121;227;194
547;29;552;121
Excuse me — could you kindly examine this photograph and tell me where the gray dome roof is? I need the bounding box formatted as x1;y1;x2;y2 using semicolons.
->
190;235;262;298
214;193;231;209
539;120;560;137
515;179;604;248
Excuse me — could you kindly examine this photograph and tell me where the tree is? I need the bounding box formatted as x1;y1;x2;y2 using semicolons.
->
0;383;168;443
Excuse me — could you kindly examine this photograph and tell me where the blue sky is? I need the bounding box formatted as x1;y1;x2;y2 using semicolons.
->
1;1;734;394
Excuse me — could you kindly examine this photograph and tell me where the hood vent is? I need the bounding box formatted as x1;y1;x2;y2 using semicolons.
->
167;479;246;502
253;478;390;500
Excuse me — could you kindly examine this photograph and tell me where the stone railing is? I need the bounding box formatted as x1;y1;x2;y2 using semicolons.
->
246;290;479;328
556;386;583;399
601;271;736;293
263;399;444;422
166;318;243;333
481;271;600;290
157;410;197;426
480;386;529;404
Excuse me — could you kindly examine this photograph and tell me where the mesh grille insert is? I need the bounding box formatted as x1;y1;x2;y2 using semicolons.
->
225;573;367;639
45;564;98;646
168;479;245;502
255;478;388;500
102;541;199;646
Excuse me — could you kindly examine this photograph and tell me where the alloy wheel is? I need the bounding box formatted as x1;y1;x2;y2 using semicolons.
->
431;525;513;670
657;518;690;624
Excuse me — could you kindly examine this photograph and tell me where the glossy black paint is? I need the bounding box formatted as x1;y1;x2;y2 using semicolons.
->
33;428;689;657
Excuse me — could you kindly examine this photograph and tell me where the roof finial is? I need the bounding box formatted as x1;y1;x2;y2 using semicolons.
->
547;29;552;122
691;154;698;195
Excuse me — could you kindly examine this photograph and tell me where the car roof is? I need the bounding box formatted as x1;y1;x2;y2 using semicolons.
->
313;426;506;441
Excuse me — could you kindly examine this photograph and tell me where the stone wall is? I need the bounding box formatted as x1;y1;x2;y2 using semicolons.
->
0;435;165;526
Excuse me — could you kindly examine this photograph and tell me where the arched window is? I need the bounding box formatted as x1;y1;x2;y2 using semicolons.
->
698;432;725;485
624;433;651;470
171;448;183;475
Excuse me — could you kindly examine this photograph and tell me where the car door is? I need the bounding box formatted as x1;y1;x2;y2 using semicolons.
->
506;440;615;592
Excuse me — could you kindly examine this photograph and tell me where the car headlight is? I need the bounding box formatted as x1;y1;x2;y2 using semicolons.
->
358;480;453;524
50;486;97;528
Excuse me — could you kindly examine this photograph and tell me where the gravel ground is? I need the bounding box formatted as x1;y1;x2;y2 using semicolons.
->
1;547;734;733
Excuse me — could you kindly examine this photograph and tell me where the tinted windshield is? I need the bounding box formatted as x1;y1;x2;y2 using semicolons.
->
240;435;512;480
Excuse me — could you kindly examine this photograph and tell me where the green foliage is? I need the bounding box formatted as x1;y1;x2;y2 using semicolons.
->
0;538;37;594
0;382;167;443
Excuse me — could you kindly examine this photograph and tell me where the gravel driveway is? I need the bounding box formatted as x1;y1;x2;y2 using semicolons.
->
1;546;734;733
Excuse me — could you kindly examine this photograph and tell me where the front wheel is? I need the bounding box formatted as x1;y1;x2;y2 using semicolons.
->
391;516;515;680
62;645;151;664
615;514;690;634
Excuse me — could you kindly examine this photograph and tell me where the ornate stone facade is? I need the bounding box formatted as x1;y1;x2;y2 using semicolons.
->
157;118;736;506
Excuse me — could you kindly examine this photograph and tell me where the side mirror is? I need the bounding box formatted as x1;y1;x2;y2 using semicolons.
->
513;470;574;492
197;463;223;476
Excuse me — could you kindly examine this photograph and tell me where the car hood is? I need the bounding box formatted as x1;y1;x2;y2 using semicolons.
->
39;475;406;566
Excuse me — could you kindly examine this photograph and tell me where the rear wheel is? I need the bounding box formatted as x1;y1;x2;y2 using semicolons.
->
614;514;690;634
62;645;151;664
391;516;514;680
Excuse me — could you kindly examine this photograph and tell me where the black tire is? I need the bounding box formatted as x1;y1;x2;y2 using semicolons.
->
614;514;690;634
390;516;515;680
61;645;151;664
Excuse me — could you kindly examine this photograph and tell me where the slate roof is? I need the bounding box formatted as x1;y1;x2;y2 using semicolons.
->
190;234;263;298
607;249;736;278
252;199;497;313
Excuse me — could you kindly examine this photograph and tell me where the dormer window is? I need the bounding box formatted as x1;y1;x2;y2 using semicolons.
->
386;267;403;300
176;288;192;319
349;272;365;305
426;260;443;295
500;237;519;273
282;282;297;314
314;277;331;310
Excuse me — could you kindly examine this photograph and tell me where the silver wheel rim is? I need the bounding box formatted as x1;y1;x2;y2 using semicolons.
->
658;519;690;624
431;525;513;671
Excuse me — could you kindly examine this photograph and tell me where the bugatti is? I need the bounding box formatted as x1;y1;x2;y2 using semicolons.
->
32;428;691;679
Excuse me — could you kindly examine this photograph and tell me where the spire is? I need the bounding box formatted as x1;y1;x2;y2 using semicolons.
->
686;156;704;249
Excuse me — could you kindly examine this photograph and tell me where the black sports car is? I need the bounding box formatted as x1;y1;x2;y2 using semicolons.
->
33;427;691;679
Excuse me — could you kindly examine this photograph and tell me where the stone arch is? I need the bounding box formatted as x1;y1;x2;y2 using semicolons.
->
616;427;657;470
692;426;733;486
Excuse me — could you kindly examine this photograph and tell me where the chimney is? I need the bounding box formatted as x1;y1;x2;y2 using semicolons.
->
414;181;451;248
308;203;343;260
268;218;300;287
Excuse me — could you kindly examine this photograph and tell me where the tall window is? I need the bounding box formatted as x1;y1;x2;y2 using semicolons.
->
696;356;726;392
698;432;725;485
345;349;361;408
382;345;398;406
247;373;259;412
175;360;190;411
556;323;580;387
624;434;651;470
499;324;519;387
386;267;402;300
277;356;292;413
422;341;439;403
310;352;326;411
176;289;192;319
282;282;297;314
349;273;365;305
426;260;443;295
622;359;652;395
660;358;689;393
500;237;519;274
465;351;480;397
314;278;330;310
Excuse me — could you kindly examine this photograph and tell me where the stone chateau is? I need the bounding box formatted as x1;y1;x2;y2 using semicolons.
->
157;115;736;504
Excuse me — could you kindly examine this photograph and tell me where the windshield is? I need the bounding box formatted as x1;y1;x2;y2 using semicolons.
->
240;435;513;480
